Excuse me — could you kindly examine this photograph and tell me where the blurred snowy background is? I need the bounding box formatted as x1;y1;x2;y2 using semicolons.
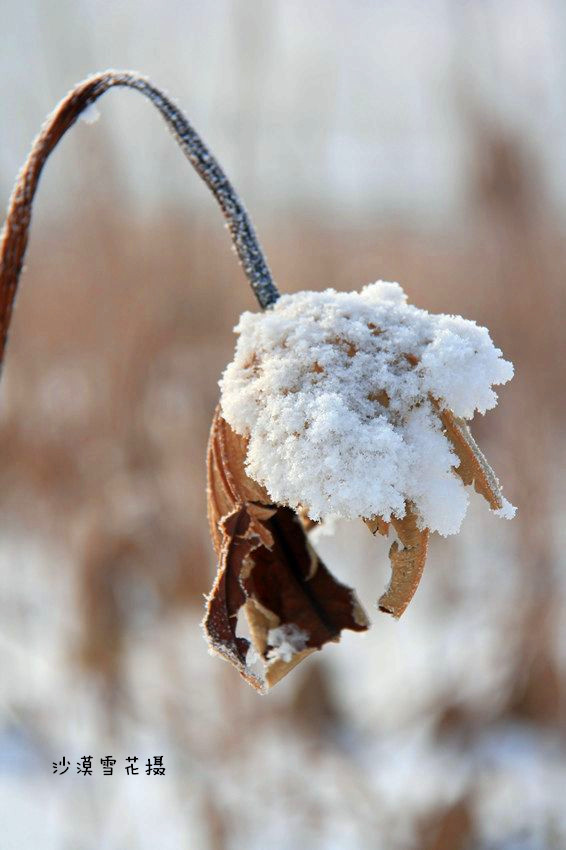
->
0;1;565;848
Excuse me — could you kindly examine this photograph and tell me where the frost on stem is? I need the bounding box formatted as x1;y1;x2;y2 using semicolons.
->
0;69;279;372
203;280;517;681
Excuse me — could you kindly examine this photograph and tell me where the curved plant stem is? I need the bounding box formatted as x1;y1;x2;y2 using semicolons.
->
0;69;279;368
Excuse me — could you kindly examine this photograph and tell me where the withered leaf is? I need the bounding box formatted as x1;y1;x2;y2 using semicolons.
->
203;406;369;691
438;406;504;511
377;503;429;619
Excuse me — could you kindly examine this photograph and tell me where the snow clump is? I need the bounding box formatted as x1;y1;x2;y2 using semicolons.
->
267;625;309;663
219;281;514;536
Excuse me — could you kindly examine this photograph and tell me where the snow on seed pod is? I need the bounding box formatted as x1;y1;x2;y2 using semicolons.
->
203;281;515;688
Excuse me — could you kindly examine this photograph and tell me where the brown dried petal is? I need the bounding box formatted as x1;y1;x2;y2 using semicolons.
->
438;406;504;511
203;406;369;691
364;515;390;536
377;503;429;619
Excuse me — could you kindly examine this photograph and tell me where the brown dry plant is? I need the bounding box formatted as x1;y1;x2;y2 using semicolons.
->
0;71;514;694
